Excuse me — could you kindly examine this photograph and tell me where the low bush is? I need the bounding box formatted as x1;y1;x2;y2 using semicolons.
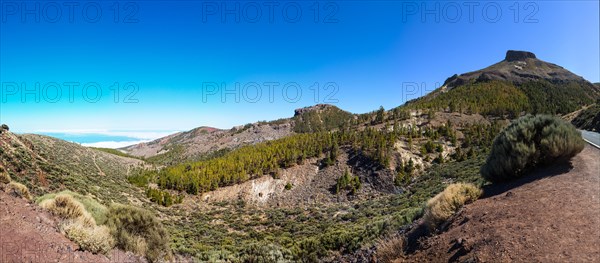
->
7;182;32;200
40;194;96;227
106;204;171;262
145;188;183;207
238;243;293;263
481;114;585;182
60;220;114;255
423;183;481;230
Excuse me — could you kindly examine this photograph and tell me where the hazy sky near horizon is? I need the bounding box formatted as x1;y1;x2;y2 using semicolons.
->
1;1;599;140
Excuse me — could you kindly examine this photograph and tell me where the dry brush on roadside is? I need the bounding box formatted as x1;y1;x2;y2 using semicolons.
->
423;183;481;231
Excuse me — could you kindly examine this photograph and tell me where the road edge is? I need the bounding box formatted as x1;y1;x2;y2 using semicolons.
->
583;138;600;149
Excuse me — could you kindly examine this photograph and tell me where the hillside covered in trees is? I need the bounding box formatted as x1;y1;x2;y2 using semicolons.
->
571;103;600;132
3;50;598;263
133;128;395;195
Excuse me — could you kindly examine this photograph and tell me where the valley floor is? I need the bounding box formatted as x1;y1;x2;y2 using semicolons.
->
402;145;600;262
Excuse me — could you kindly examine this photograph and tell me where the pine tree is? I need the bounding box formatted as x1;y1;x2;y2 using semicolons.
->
375;106;385;124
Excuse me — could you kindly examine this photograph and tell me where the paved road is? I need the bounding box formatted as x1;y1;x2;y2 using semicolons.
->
581;130;600;148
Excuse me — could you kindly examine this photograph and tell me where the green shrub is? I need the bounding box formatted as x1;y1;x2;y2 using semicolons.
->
335;169;361;195
238;243;293;263
127;172;149;187
296;237;326;262
7;182;32;200
60;220;114;255
145;188;183;207
106;204;171;262
481;114;585;182
423;183;481;230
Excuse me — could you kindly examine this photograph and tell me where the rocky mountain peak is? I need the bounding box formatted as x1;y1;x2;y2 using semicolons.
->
505;50;537;62
294;104;338;117
439;50;586;89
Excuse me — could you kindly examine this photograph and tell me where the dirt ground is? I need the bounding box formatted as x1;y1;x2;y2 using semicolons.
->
401;145;600;262
0;190;144;263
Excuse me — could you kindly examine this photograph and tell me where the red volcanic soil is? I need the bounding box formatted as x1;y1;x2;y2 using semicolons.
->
401;145;600;262
0;190;144;263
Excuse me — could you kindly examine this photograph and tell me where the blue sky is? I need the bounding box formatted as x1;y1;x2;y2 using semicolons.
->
1;1;599;147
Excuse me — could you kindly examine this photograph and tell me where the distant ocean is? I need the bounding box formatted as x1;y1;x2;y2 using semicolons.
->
33;131;179;149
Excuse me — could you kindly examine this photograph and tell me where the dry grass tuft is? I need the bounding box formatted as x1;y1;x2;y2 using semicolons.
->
376;235;406;263
7;182;32;200
37;191;108;225
424;183;481;230
0;169;11;184
40;192;114;254
60;220;114;255
40;194;96;227
131;236;148;257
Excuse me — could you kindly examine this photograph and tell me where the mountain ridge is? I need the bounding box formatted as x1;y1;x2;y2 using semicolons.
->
120;104;356;163
122;50;599;162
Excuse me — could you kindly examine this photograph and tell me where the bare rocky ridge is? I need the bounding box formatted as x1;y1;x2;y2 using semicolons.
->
122;121;294;161
121;104;353;162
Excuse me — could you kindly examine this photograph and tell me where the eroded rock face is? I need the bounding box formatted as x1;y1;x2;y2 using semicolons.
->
505;50;536;62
